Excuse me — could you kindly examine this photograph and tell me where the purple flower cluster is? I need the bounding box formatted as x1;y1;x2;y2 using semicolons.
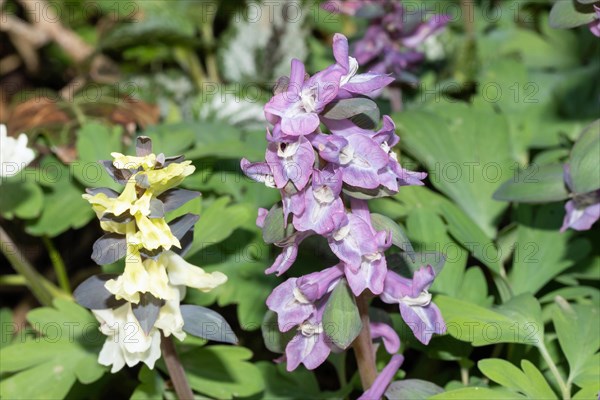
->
241;33;445;376
324;0;450;81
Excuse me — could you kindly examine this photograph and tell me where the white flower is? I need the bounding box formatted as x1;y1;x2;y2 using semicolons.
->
93;303;162;373
0;124;35;179
92;285;186;373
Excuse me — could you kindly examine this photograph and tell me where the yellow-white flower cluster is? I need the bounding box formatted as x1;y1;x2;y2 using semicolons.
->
82;145;227;372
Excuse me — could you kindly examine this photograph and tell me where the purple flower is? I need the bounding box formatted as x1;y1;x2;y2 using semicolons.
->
358;354;404;400
240;159;276;188
266;231;312;276
317;133;389;189
265;131;315;190
370;322;401;354
265;59;343;136
266;277;316;332
344;231;389;296
381;267;445;345
354;26;390;66
293;166;345;234
256;208;268;228
296;265;344;302
561;194;600;232
333;33;394;96
401;15;451;49
328;212;374;268
560;164;600;232
284;304;333;371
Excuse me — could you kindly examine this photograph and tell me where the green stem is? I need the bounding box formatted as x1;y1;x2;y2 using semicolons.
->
42;236;71;293
0;274;27;286
539;343;570;400
201;22;220;83
0;225;56;306
352;293;378;390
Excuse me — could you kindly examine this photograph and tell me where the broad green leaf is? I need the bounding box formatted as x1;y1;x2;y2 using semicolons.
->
569;120;600;194
0;308;14;349
440;202;502;273
177;346;264;399
187;197;252;256
139;122;196;157
493;164;569;203
322;279;362;349
25;157;94;237
430;387;526;399
0;299;105;399
437;294;544;347
395;102;513;238
552;299;600;385
255;361;322;399
549;0;597;29
385;379;444;399
405;208;467;298
185;122;264;160
478;358;557;399
509;204;591;295
130;366;165;400
71;122;122;190
0;175;44;220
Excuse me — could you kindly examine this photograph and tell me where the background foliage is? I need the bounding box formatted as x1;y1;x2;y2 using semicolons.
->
0;0;598;399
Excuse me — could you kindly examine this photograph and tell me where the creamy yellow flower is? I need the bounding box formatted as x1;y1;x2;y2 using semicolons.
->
137;161;195;195
132;214;180;251
105;245;173;303
111;152;157;170
82;178;139;217
161;251;227;292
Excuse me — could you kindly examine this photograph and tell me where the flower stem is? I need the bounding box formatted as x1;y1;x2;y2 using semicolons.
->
42;235;71;293
161;333;194;400
389;87;403;113
0;225;57;306
538;343;571;400
352;293;378;390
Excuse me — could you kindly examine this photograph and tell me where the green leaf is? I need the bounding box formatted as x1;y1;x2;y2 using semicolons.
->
187;197;252;256
395;102;513;238
552;298;600;385
262;203;294;244
430;387;527;399
405;208;467;298
385;379;444;399
139;122;196;157
255;361;322;399
569;120;600;194
370;213;414;256
549;0;597;29
71;122;122;190
0;308;14;349
177;346;264;399
437;294;544;347
509;204;591;295
322;279;362;349
478;358;557;399
493;164;569;203
184;122;264;160
440;202;502;274
130;366;165;400
0;174;44;220
25;157;94;237
0;299;105;399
